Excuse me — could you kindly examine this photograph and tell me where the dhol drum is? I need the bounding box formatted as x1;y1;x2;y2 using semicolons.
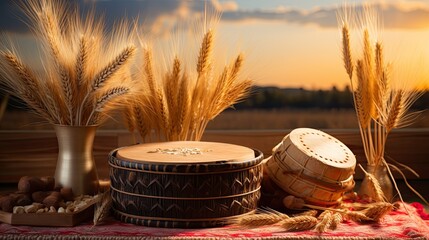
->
109;141;264;228
265;128;356;206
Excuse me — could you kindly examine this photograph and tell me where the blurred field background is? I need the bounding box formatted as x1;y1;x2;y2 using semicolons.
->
1;86;428;130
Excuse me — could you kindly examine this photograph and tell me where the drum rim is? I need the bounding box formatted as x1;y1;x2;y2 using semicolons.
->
109;146;264;173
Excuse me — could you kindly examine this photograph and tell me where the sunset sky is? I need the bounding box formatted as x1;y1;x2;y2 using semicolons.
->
1;0;429;89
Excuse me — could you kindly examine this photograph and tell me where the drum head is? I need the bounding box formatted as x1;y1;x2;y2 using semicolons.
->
116;141;255;164
288;128;356;169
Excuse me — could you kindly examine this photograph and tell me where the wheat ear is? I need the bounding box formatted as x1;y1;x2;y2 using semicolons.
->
341;25;354;80
133;105;150;142
165;57;181;139
315;210;333;233
229;54;243;82
58;65;73;124
91;46;135;91
362;202;393;222
329;212;343;230
77;46;135;124
86;87;129;125
197;29;213;77
280;216;318;232
144;48;156;94
362;29;378;120
41;12;61;60
156;88;169;138
343;210;372;222
234;213;284;227
177;74;189;140
384;90;403;133
359;164;386;202
355;60;371;129
93;190;112;226
76;37;87;87
2;53;51;120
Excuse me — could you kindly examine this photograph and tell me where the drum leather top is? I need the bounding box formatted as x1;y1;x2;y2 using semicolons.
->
288;128;356;169
116;141;255;164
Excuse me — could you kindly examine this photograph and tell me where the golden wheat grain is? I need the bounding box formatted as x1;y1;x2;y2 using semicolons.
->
94;87;129;112
355;60;371;129
165;57;181;138
91;46;135;91
235;213;284;227
156;88;169;135
315;210;333;233
341;25;354;80
329;212;343;230
229;54;243;82
343;210;372;222
363;168;386;202
76;37;87;87
177;75;189;139
133;106;150;141
197;30;213;77
384;90;403;132
93;190;112;226
281;216;317;232
362;202;393;222
1;53;52;119
41;13;61;60
58;65;73;123
144;48;156;94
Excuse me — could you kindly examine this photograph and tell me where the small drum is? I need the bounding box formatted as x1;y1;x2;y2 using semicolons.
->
265;128;356;206
109;141;263;228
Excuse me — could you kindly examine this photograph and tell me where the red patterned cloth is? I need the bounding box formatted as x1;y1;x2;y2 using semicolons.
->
1;202;428;239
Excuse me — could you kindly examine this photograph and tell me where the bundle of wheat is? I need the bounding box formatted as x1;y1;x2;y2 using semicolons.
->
0;0;138;126
338;4;425;203
125;11;251;142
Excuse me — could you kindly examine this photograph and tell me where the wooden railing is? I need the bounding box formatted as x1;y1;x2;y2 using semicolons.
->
0;129;428;183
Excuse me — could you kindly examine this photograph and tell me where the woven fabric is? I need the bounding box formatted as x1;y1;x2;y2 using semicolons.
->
0;202;428;240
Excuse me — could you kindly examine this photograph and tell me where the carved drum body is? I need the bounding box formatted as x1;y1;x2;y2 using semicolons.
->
109;141;263;228
265;128;356;206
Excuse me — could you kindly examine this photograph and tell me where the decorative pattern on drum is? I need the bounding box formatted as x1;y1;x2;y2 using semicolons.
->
265;128;356;206
109;141;264;228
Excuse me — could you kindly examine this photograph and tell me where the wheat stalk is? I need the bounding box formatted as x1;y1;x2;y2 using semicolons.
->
280;216;317;232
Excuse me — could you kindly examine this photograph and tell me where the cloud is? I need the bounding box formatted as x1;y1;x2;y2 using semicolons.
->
1;0;429;35
221;3;429;29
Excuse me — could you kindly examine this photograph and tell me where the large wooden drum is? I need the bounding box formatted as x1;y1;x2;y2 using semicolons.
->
265;128;356;206
109;141;264;228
